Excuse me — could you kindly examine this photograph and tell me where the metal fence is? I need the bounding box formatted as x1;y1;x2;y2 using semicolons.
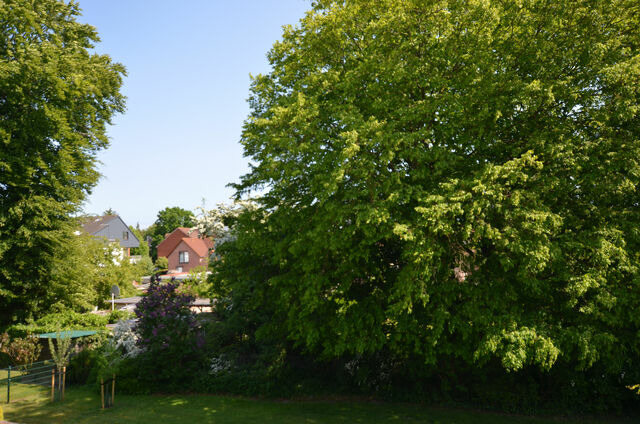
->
0;360;61;404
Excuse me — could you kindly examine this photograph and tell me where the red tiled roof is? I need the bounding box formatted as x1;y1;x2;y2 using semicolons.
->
157;227;213;258
157;228;189;258
181;237;210;258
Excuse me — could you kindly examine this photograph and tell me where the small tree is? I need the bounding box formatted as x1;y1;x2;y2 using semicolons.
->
48;332;74;399
48;332;73;372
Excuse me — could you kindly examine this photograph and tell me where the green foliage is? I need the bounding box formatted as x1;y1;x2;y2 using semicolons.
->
48;332;73;371
129;225;149;257
134;282;205;389
107;310;134;324
0;0;125;327
67;348;97;385
0;333;42;366
178;266;212;298
154;256;168;275
7;311;109;338
205;0;640;413
134;256;155;278
226;0;640;371
84;321;144;394
149;207;195;259
44;231;140;311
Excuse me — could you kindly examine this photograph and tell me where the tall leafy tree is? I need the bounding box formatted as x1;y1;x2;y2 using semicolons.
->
224;0;640;373
0;0;125;326
47;231;141;311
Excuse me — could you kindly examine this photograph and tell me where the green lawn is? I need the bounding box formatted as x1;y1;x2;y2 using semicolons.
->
0;368;26;380
2;386;636;424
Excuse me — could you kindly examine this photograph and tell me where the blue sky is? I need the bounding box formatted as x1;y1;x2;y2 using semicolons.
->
78;0;311;228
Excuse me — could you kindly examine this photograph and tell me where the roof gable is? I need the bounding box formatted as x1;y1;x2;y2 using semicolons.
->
180;237;210;258
158;227;213;259
81;215;117;235
80;215;140;248
157;227;205;257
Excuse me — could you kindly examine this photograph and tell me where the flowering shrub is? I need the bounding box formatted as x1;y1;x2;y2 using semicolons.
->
134;281;204;387
193;200;258;253
112;320;140;358
0;334;42;366
209;354;232;375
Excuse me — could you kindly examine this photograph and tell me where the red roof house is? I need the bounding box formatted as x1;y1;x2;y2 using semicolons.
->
157;228;214;273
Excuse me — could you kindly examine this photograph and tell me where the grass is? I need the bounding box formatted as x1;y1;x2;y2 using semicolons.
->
1;385;636;424
0;368;26;380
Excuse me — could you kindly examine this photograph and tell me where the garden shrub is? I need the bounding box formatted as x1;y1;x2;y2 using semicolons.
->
0;334;42;366
6;310;109;338
107;310;134;324
67;348;98;385
133;281;205;390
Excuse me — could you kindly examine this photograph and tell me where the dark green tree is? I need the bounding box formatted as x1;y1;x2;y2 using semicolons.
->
149;207;195;259
129;225;149;257
221;0;640;375
0;0;126;326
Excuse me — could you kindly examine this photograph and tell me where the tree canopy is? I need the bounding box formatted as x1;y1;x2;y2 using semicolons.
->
219;0;640;373
0;0;126;326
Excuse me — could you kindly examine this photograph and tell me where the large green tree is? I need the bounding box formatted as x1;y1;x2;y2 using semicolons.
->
222;0;640;374
47;231;141;312
0;0;125;326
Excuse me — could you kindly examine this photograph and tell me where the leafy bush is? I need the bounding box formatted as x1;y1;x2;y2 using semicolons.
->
0;334;42;366
153;257;168;276
6;310;109;338
134;255;155;277
107;310;134;324
133;281;205;390
67;348;98;385
177;268;212;299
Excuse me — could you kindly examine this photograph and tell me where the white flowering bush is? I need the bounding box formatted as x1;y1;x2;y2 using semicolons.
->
112;319;141;358
209;354;232;375
193;200;259;253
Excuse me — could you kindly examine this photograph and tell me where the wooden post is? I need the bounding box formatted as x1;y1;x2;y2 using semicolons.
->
62;366;66;401
111;374;115;406
51;368;55;402
100;378;104;409
6;365;10;404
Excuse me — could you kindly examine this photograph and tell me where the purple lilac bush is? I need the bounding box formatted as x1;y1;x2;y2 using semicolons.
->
134;281;205;386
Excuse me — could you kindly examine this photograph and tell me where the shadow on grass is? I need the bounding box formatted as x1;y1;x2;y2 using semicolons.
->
3;385;636;424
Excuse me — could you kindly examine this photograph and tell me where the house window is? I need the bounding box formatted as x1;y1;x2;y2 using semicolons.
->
123;231;129;241
179;251;189;264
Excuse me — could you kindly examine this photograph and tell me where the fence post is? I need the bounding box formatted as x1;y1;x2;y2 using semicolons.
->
51;368;55;402
100;378;104;409
62;366;66;401
6;365;10;404
112;374;115;406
